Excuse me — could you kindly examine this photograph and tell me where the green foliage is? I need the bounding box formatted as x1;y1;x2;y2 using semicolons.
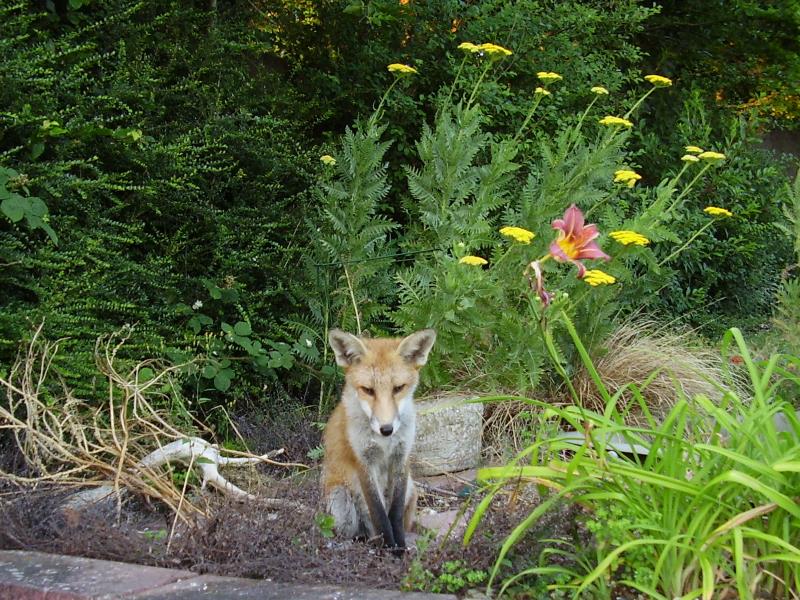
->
404;559;488;594
315;512;335;539
0;1;319;411
774;172;800;354
634;93;793;332
636;0;800;124
0;167;57;244
470;324;800;599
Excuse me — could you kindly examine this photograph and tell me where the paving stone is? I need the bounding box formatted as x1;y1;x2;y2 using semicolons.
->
0;551;456;600
133;574;456;599
0;550;196;599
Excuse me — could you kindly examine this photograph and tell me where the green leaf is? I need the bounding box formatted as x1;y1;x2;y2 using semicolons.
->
213;372;231;392
138;367;155;382
195;456;214;464
39;222;58;244
201;365;218;379
30;142;45;160
1;194;26;222
26;197;47;218
234;321;252;336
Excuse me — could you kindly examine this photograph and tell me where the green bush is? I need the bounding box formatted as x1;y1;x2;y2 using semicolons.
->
0;1;318;411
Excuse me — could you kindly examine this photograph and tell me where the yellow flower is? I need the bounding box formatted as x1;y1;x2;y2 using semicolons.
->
459;255;488;266
534;87;551;96
613;169;642;188
320;155;336;166
500;226;535;244
685;145;703;154
609;230;650;246
458;42;480;53
477;43;512;57
681;154;700;163
591;86;609;95
698;151;726;162
704;206;733;218
644;74;672;87
537;71;562;82
599;116;633;128
583;269;616;286
387;63;418;75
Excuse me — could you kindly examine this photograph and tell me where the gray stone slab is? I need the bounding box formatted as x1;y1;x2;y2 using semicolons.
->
132;574;455;600
0;550;196;599
0;551;456;600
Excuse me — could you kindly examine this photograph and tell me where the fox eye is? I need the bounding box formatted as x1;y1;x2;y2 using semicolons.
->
393;384;405;394
360;386;375;396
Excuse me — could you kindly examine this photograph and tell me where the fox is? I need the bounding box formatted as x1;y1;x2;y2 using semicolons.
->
321;328;436;553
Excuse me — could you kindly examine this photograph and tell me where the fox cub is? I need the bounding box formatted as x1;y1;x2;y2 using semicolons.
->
321;328;436;551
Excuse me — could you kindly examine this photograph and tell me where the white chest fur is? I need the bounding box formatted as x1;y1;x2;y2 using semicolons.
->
343;392;415;500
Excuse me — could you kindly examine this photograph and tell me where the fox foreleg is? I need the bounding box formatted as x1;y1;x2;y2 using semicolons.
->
357;471;399;550
387;472;410;550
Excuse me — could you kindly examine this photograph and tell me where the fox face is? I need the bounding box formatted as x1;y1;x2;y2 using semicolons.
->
329;329;436;437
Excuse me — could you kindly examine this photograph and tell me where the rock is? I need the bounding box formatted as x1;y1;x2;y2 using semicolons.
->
416;509;468;541
412;396;484;476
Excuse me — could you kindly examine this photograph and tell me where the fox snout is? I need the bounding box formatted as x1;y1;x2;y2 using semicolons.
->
365;395;400;437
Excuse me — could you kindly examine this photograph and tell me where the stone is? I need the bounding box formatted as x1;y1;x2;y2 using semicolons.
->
0;551;458;600
135;574;455;599
416;509;469;541
0;550;195;599
412;396;484;476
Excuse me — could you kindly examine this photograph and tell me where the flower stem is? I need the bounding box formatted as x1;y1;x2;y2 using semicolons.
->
658;219;716;266
565;96;599;155
513;95;543;143
624;87;656;120
446;55;469;107
664;163;711;215
370;78;400;127
467;62;492;109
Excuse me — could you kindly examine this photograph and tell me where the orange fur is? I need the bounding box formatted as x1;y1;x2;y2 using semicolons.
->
321;329;435;549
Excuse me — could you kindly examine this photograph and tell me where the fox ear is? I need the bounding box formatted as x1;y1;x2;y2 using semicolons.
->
397;329;436;367
328;329;368;367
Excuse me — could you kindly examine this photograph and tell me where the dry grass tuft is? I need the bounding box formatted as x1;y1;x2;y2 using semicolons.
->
0;324;300;523
575;319;731;421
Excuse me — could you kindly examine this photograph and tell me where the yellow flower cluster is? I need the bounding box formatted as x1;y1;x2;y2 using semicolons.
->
583;270;616;286
591;86;609;95
698;151;726;162
387;63;418;75
500;226;535;244
685;145;703;154
534;87;551;96
537;71;562;82
613;169;642;188
704;206;733;218
681;154;700;163
644;74;672;87
599;116;633;128
459;255;488;266
609;230;650;246
458;42;512;57
320;155;336;166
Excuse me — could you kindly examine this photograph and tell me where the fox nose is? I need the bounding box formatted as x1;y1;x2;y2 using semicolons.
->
379;424;394;437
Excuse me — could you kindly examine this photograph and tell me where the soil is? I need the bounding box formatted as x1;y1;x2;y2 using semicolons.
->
0;415;589;596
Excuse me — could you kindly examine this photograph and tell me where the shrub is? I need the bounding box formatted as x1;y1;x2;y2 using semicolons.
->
0;1;319;411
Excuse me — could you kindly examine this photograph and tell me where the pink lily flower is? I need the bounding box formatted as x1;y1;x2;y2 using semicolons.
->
550;204;610;277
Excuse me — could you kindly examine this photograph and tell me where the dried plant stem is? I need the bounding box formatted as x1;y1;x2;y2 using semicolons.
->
0;324;308;522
